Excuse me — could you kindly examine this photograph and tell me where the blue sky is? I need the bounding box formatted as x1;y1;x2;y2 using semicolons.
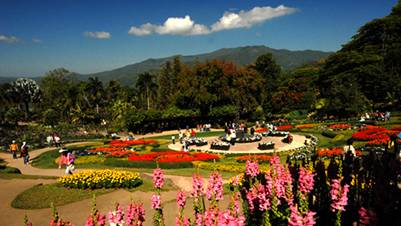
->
0;0;397;77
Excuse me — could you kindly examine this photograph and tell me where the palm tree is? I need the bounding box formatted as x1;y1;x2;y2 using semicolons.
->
136;72;157;110
84;77;104;114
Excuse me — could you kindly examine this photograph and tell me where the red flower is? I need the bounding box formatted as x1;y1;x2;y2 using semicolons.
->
328;124;351;130
127;151;220;163
236;155;272;163
255;128;268;133
276;125;293;131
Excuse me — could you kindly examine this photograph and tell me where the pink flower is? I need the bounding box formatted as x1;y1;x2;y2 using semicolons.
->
126;203;145;226
85;212;106;226
152;168;164;189
195;214;203;226
358;207;377;226
330;179;349;212
108;203;124;225
245;160;259;177
231;192;240;215
246;183;271;212
192;174;204;198
206;172;224;201
177;191;187;209
288;205;316;226
231;175;240;186
298;167;314;196
151;195;161;209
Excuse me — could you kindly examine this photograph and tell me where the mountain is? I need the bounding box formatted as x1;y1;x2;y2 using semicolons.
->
82;45;333;85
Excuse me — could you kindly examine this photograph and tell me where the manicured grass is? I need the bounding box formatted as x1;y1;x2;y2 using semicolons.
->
31;148;59;168
11;183;112;209
0;173;57;180
11;176;176;209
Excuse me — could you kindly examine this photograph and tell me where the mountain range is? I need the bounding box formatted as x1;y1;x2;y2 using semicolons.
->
1;45;332;85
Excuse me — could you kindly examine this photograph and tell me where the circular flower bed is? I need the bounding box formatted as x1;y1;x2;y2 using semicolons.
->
58;169;142;189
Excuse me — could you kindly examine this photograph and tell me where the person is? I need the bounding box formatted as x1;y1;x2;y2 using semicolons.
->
171;135;176;144
178;130;183;143
58;148;69;169
343;138;356;157
230;129;236;146
9;140;18;159
65;150;76;174
20;142;29;165
191;129;196;138
386;134;400;159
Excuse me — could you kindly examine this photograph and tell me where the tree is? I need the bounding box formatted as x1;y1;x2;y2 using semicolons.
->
136;72;157;110
251;53;281;111
84;77;104;115
10;78;41;119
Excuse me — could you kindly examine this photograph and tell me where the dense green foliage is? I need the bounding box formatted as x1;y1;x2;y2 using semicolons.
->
1;1;400;131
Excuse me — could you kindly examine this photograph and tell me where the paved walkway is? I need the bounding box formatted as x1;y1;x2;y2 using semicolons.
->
169;134;308;154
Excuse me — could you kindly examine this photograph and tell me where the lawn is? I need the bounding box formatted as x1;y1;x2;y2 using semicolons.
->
11;175;176;209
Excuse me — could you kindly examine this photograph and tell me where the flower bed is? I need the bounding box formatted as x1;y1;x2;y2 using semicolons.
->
195;161;269;173
295;124;318;129
58;169;142;189
109;139;157;147
236;154;273;163
55;155;105;165
352;126;397;145
258;142;275;150
255;128;268;133
89;147;124;153
127;151;220;163
210;141;230;150
276;125;294;131
317;148;362;157
328;124;351;130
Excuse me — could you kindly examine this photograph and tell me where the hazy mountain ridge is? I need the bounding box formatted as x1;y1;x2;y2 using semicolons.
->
82;45;332;85
0;45;332;85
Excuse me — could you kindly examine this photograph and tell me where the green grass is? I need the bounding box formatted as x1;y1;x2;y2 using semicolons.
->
0;173;57;180
31;148;59;168
11;176;175;209
11;183;112;209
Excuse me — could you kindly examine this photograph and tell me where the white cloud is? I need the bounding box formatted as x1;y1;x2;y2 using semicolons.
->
129;16;210;36
84;31;111;39
32;38;42;43
211;5;296;32
0;34;19;43
128;5;296;36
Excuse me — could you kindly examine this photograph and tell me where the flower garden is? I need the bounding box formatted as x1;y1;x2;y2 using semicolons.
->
5;118;401;226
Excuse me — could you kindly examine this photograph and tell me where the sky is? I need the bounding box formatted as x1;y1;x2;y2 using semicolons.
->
0;0;398;77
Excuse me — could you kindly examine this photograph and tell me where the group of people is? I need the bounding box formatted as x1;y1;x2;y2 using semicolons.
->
58;147;76;174
9;140;30;165
360;111;391;122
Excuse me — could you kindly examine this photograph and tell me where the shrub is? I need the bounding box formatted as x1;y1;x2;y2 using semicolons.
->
104;158;193;169
322;130;337;138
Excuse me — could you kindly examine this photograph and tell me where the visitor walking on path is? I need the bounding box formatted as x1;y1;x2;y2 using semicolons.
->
58;148;69;169
9;140;19;159
65;151;76;174
20;141;29;165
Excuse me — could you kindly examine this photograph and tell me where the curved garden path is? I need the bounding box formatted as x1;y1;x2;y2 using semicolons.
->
0;140;216;225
